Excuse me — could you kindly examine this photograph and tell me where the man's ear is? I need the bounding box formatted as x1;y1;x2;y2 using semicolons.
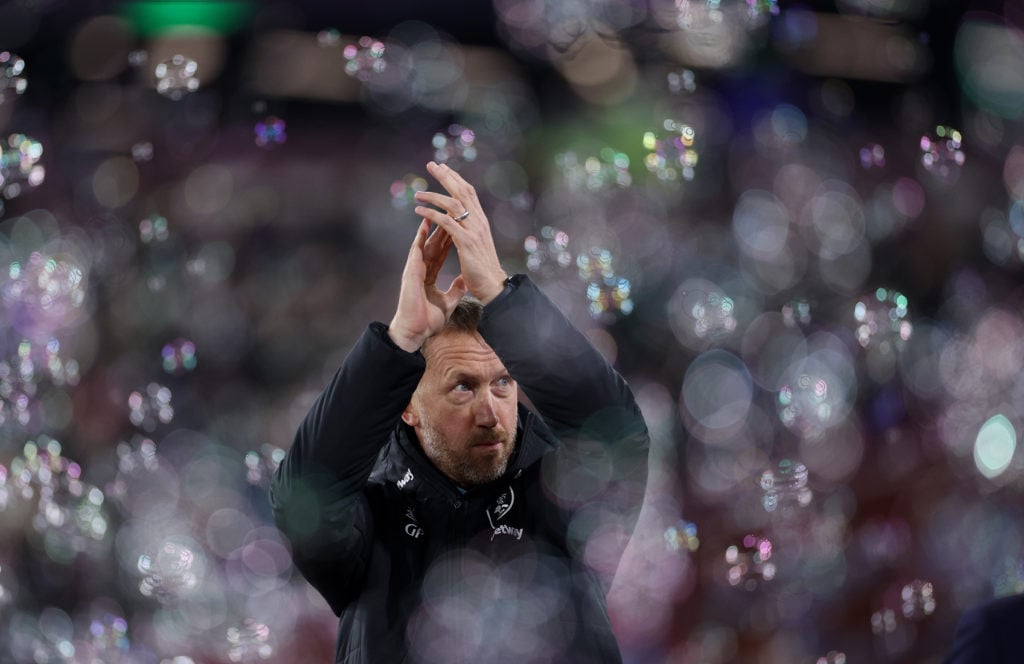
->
401;402;419;427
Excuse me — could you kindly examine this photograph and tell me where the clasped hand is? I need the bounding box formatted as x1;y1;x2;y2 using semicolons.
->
387;162;507;352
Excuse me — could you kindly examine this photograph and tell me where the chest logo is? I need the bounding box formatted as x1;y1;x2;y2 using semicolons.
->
486;487;515;529
403;507;423;539
397;468;414;489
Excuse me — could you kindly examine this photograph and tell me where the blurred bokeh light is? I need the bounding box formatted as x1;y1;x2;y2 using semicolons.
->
0;0;1022;662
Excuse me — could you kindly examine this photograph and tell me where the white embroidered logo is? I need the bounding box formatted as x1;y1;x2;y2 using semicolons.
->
397;468;414;489
403;507;423;539
486;487;515;529
490;524;523;541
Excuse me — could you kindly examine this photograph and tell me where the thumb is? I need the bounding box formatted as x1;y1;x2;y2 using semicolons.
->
443;274;468;309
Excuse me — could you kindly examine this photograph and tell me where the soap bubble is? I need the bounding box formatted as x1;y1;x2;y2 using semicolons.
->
667;68;697;94
724;534;775;590
136;538;204;603
555;149;632;192
760;459;812;514
343;36;387;81
390;174;428;210
643;119;699;182
920;125;965;184
226;619;273;662
860;143;886;170
1;133;46;203
161;338;197;375
154;55;199;100
128;383;174;431
244;444;285;488
0;51;27;104
853;287;912;351
524;226;573;275
432;124;477;167
317;29;342;48
254;116;286;148
139;214;169;243
664;519;700;553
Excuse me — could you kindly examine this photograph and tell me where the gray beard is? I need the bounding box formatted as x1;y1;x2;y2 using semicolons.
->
419;418;516;487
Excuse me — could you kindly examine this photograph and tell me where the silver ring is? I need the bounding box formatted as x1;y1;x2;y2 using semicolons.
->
452;210;471;222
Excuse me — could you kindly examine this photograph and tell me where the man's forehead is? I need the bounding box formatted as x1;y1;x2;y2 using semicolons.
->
424;331;507;374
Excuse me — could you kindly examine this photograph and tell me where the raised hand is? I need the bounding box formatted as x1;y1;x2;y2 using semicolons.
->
413;162;507;304
387;218;467;352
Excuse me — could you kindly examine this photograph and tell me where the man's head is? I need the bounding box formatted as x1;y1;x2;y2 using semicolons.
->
401;298;518;487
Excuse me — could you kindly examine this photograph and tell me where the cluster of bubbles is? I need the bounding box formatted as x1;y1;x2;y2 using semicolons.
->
316;29;342;48
137;540;200;602
667;280;739;350
663;519;700;553
1;133;46;206
781;299;812;327
555;149;632;192
132;141;154;163
724;534;776;590
139;214;169;244
343;36;387;81
853;287;912;351
128;383;174;432
777;373;832;439
1;438;109;563
524;227;634;318
0;337;80;429
155;55;200;100
860;143;886;170
244;444;285;488
871;579;936;635
919;125;965;183
643;119;699;182
0;51;27;104
3;250;87;336
816;652;847;664
524;226;572;274
161;338;197;375
431;124;477;166
667;69;697;95
390;174;428;209
759;459;812;514
577;247;633;318
226;620;273;662
254;116;287;149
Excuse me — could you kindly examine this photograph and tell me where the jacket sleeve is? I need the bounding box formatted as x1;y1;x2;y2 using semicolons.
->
269;322;425;614
477;275;649;582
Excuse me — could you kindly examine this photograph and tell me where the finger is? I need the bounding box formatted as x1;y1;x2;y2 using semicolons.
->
414;190;470;217
442;274;468;309
415;206;467;238
426;161;478;204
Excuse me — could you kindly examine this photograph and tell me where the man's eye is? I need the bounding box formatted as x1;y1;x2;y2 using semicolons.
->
454;383;471;392
496;377;512;387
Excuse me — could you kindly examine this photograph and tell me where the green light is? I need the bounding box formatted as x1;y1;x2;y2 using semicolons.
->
120;1;254;36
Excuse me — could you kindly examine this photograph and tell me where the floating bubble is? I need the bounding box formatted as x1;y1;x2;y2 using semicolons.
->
390;173;428;210
317;28;342;47
0;51;27;104
643;119;698;182
667;68;697;94
127;50;148;67
128;382;174;431
760;459;812;513
816;652;847;664
860;143;886;169
226;619;273;662
777;373;832;438
920;125;965;184
106;437;181;521
724;534;775;590
1;133;46;202
900;579;936;619
244;444;285;488
555;149;631;192
139;214;168;243
87;611;131;657
154;55;199;100
524;226;573;275
137;539;201;603
577;247;633;318
664;519;700;553
853;287;912;351
254;116;286;148
667;279;738;350
781;299;812;327
343;36;387;81
431;124;477;166
5;438;109;563
2;250;87;337
131;141;154;162
162;338;197;375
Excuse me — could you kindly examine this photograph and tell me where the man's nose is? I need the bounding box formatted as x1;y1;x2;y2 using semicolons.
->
474;392;498;427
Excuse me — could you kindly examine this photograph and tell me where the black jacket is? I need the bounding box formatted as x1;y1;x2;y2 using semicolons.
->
945;593;1024;664
271;275;649;663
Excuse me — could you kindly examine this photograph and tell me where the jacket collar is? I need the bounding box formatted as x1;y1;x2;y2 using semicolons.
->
381;404;553;502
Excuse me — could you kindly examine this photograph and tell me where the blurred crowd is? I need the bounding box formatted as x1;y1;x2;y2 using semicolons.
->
1;0;1023;662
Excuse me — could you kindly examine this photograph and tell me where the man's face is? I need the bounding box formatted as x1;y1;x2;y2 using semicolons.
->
402;330;518;486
